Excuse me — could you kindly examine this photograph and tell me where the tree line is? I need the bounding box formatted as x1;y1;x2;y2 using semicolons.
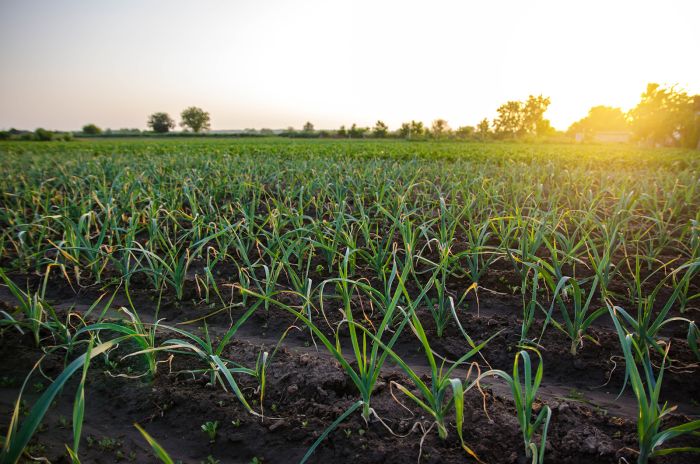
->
285;84;698;148
568;84;699;148
80;106;211;135
0;106;212;141
1;83;697;148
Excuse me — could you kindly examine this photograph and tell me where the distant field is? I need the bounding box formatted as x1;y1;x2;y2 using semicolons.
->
1;139;699;463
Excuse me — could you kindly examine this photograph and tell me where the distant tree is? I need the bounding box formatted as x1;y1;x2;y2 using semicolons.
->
522;95;551;136
493;95;551;138
535;119;555;137
348;123;368;138
455;125;475;139
476;118;490;140
628;83;698;147
431;119;451;138
303;121;315;132
279;126;297;137
147;112;176;133
373;120;389;138
260;128;274;136
690;95;700;149
337;125;347;138
409;120;425;139
82;123;102;135
398;122;411;138
493;101;523;137
118;128;141;135
34;128;54;141
567;106;628;138
180;106;211;133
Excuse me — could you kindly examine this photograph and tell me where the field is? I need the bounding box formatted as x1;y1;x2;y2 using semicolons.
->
0;138;699;464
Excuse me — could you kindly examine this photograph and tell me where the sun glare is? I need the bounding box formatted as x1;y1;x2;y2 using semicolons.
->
0;0;698;131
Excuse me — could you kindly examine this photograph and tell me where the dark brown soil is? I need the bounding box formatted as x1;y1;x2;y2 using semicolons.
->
1;273;699;464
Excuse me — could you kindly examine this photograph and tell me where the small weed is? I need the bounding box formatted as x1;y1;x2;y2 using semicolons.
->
0;376;17;387
201;421;219;443
26;442;46;456
97;436;121;451
566;388;586;401
58;415;70;429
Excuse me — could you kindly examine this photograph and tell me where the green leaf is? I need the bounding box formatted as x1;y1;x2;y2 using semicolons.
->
134;423;174;464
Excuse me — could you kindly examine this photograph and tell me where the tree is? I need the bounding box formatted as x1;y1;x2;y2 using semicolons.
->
476;118;490;140
535;119;555;137
493;95;551;138
455;125;475;139
398;122;410;139
303;121;315;132
567;106;628;138
337;125;347;138
628;83;698;147
431;119;450;138
493;101;523;137
34;128;53;141
373;120;389;138
348;123;368;138
408;120;424;139
82;123;101;135
522;95;551;136
147;112;176;133
280;127;297;137
690;95;700;149
180;106;211;133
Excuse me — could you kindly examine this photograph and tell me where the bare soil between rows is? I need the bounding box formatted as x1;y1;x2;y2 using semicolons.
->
1;275;699;464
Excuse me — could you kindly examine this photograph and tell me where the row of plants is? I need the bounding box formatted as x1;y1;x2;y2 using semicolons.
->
0;147;700;353
1;242;698;463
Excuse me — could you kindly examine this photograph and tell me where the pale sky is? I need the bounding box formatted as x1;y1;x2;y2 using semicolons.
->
0;0;698;131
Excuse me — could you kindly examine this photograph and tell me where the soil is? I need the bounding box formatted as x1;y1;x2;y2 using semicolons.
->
1;270;699;464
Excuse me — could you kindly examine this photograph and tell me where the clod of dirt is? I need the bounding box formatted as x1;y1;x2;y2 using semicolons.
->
563;425;616;456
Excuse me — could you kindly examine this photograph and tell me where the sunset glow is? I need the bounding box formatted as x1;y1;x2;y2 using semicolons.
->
1;0;698;131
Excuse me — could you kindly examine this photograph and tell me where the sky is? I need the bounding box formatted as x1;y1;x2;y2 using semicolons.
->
0;0;698;132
